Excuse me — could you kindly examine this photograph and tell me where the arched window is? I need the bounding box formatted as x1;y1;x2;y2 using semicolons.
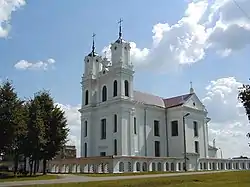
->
124;80;129;97
119;162;124;172
136;162;140;171
114;139;117;155
113;80;117;97
102;86;107;102
85;90;89;105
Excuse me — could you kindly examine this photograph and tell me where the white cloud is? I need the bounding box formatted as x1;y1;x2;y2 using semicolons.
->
14;58;56;70
56;103;81;157
0;0;26;38
101;0;250;71
203;77;250;158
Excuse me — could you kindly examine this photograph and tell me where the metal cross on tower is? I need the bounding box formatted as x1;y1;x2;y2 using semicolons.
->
92;33;96;53
118;18;123;38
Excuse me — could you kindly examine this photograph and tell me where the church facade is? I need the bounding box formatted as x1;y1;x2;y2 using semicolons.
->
79;24;217;160
46;22;250;174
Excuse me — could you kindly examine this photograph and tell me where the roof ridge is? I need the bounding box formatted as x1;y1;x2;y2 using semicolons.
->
163;93;193;100
134;90;163;99
134;90;193;100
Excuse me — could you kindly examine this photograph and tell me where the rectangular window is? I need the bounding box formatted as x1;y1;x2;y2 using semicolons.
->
114;114;117;133
84;121;87;137
134;117;137;134
84;143;87;157
100;152;106;156
154;120;160;136
114;139;117;155
101;119;106;139
155;141;160;157
171;120;178;136
195;141;199;153
193;121;198;137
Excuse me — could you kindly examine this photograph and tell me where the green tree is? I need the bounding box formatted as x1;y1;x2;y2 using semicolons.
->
11;100;28;175
238;83;250;146
0;80;28;174
34;91;69;174
25;98;46;175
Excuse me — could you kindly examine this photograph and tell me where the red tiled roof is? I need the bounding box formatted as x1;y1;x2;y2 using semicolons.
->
133;91;165;107
133;90;193;108
163;93;193;108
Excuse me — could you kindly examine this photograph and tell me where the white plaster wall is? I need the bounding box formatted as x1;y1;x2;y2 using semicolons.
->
89;103;123;156
167;106;209;159
185;112;206;158
167;108;184;157
133;105;166;157
183;95;209;158
110;42;130;67
208;149;217;158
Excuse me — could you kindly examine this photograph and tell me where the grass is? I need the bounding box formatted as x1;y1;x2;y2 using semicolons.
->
18;170;250;187
0;172;59;182
74;169;211;177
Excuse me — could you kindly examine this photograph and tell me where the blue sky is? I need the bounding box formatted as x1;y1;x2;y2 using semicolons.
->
1;0;249;104
0;0;185;104
1;0;250;157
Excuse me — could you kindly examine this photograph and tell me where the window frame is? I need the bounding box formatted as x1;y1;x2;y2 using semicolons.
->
101;118;107;139
114;114;117;133
171;120;179;136
195;141;199;153
154;120;160;136
193;121;198;137
114;139;117;155
113;80;118;97
134;117;137;134
102;85;107;102
85;90;89;105
124;80;129;97
155;141;160;157
84;121;87;137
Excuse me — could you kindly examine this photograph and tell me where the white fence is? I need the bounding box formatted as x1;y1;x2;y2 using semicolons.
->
48;156;250;173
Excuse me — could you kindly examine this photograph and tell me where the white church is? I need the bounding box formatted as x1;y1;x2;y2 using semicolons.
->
79;21;217;160
48;21;250;173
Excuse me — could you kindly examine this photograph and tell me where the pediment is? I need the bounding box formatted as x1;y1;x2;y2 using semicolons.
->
183;94;206;111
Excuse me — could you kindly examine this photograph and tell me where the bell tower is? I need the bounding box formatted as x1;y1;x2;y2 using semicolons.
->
84;33;102;79
82;34;102;107
109;19;134;99
110;19;132;68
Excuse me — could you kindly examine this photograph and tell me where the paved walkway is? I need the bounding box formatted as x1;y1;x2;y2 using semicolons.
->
0;170;230;187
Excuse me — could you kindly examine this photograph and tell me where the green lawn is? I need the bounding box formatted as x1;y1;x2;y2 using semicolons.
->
19;171;250;187
0;172;59;182
74;170;212;177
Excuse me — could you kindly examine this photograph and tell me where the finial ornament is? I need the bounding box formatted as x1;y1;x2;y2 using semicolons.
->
92;33;96;53
87;33;98;57
118;18;123;39
104;51;107;59
190;81;194;93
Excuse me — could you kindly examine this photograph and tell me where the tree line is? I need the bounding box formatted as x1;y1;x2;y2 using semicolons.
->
238;82;250;147
0;80;69;175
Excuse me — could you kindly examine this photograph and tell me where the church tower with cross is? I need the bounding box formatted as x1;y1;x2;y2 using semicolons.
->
80;19;212;161
110;19;132;69
84;33;102;79
109;18;134;99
